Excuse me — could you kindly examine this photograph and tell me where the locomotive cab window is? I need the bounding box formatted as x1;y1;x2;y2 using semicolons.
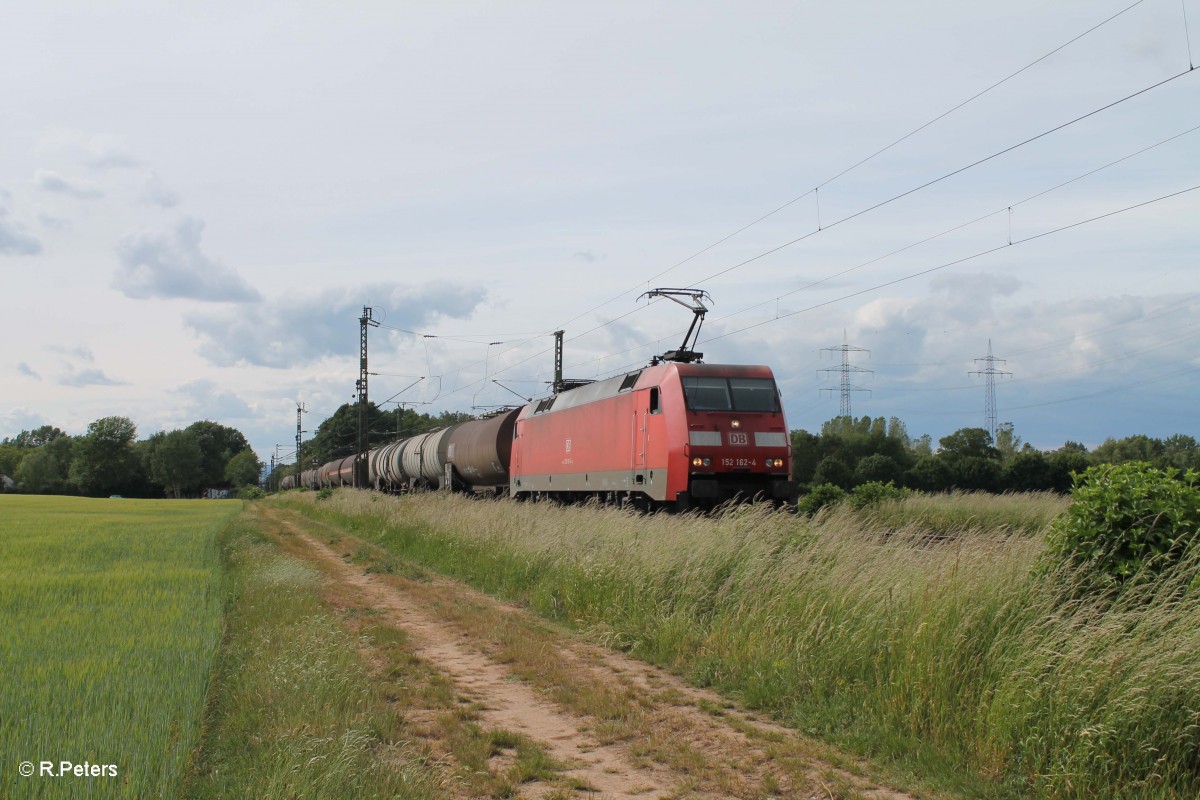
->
682;377;732;410
683;376;780;412
729;378;780;412
649;386;661;414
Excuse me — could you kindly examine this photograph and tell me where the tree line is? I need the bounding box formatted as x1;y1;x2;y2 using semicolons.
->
0;418;261;498
7;409;1192;498
792;416;1200;494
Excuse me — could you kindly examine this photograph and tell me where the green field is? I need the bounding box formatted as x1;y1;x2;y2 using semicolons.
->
0;496;239;799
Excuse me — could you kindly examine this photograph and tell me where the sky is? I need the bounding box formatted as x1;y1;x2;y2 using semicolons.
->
2;0;1198;463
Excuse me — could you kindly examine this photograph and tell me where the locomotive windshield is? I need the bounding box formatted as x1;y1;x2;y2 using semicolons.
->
682;376;780;412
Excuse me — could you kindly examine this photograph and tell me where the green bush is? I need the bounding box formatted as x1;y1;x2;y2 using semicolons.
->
238;485;265;500
1044;461;1200;588
316;487;334;501
848;480;906;510
797;483;846;516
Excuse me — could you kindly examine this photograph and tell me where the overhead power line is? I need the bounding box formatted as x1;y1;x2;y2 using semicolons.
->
700;183;1200;344
691;66;1198;289
548;125;1200;382
517;0;1155;339
483;67;1199;395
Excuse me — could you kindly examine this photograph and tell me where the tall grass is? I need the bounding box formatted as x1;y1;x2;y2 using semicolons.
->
279;489;1200;799
861;490;1065;535
0;496;237;800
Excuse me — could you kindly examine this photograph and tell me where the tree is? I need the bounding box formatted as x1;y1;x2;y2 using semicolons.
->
949;456;1002;492
185;421;251;488
1160;434;1200;470
910;434;933;458
937;428;1000;461
812;456;853;490
854;453;902;485
225;449;262;487
146;430;204;498
0;443;21;478
816;415;914;481
906;455;950;492
1047;445;1092;493
14;436;74;494
308;403;389;466
994;422;1023;463
790;430;821;484
69;416;141;496
1003;450;1055;492
7;425;68;449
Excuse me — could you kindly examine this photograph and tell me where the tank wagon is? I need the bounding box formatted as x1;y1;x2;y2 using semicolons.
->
298;363;795;510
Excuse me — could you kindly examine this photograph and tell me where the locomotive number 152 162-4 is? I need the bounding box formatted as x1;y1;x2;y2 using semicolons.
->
721;457;757;468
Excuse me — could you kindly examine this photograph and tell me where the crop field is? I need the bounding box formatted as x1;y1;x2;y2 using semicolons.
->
277;488;1200;800
0;495;238;800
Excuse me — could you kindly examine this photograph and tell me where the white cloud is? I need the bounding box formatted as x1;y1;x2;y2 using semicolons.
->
35;169;104;199
113;217;261;302
85;150;142;170
60;366;124;387
16;362;41;380
185;281;487;368
170;378;254;420
35;129;142;171
47;345;123;386
139;172;179;208
0;196;42;255
37;212;71;231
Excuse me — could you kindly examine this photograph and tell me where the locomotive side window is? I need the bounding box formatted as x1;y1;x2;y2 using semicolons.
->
682;377;732;410
729;378;780;412
649;386;661;414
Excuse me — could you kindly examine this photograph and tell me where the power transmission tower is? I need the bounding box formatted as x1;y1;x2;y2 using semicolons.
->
820;331;872;417
356;306;378;488
970;339;1011;439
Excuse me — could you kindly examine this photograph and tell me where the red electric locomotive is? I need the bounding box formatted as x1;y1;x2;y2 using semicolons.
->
509;361;796;510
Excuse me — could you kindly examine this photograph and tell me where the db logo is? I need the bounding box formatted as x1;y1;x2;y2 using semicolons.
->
728;432;748;446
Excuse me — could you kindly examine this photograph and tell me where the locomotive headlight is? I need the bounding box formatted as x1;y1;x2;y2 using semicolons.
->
730;419;741;429
692;457;712;468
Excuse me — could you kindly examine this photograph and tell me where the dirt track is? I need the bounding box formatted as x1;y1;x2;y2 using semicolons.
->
260;505;917;800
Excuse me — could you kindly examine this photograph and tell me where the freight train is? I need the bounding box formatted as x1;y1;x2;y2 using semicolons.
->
281;360;797;510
